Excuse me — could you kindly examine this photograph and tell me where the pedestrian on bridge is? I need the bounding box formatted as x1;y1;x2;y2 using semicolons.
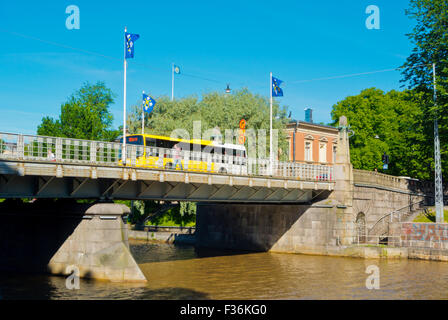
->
173;143;183;170
47;148;56;161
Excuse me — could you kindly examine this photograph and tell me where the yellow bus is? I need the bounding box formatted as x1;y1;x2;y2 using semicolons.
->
118;134;247;174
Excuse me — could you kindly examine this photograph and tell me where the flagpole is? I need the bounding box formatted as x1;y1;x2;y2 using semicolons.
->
171;63;174;101
142;90;145;135
122;26;127;165
269;72;273;174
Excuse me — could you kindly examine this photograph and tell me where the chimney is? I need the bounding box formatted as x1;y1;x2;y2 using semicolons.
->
305;108;313;123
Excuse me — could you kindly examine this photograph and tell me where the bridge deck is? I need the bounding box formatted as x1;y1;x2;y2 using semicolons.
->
0;132;334;202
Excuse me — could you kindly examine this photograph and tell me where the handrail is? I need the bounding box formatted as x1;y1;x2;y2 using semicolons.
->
368;199;426;236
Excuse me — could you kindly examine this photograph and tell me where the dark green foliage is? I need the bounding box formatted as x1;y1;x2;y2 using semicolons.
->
400;0;448;178
37;81;120;141
331;88;429;179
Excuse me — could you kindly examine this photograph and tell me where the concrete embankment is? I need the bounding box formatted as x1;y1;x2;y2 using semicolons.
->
128;225;196;245
283;244;448;262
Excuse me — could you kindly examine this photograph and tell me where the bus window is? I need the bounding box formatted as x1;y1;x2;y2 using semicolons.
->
179;142;190;152
145;138;156;147
156;139;176;149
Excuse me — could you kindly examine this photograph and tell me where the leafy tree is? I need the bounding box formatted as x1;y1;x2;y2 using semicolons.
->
401;0;448;177
331;88;429;179
127;89;290;160
37;81;120;141
127;89;290;223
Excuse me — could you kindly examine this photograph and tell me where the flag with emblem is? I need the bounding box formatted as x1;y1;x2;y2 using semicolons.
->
271;76;283;97
143;93;156;114
125;32;140;59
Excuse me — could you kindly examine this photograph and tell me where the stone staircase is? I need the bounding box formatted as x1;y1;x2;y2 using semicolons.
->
368;200;427;238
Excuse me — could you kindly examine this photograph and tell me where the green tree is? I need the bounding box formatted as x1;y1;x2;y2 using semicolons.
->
37;81;120;141
127;89;290;223
331;88;429;179
401;0;448;177
127;89;290;160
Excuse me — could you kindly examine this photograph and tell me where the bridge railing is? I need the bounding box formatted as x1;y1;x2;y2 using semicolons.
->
0;132;333;181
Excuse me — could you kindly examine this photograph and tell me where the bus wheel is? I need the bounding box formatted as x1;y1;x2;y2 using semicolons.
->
219;168;227;174
165;162;174;170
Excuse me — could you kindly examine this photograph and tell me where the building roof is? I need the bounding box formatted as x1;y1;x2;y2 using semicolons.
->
286;120;338;132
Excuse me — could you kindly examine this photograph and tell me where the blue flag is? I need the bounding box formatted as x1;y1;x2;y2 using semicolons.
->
143;94;156;114
272;76;283;97
125;32;140;59
174;65;181;74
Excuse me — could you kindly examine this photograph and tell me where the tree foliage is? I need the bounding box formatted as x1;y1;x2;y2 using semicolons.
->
127;89;290;225
127;89;290;160
331;88;430;179
37;81;120;141
400;0;448;177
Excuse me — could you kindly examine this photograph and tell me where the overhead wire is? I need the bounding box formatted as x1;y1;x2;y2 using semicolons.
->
0;29;435;90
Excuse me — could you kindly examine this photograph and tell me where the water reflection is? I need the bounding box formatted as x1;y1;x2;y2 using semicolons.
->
1;240;448;299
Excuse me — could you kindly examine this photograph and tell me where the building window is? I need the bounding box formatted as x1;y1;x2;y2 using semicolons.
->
305;141;312;161
319;142;327;163
333;145;337;163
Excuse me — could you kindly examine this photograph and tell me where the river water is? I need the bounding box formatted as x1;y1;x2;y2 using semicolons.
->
1;239;448;300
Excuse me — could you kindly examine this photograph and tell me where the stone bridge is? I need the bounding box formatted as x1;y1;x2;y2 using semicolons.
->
0;116;430;281
196;117;427;256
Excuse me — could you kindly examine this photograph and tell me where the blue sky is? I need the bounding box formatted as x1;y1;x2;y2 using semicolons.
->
0;0;415;134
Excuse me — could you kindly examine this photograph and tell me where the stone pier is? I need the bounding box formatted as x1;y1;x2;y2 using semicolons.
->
195;116;356;254
0;200;146;282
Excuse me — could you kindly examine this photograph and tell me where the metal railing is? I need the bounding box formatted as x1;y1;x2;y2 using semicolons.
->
0;132;334;181
368;200;427;237
354;233;448;250
354;234;402;246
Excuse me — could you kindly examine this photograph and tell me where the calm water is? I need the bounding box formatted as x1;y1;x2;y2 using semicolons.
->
1;239;448;299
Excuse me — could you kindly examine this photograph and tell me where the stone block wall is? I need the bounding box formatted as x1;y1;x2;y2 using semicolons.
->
352;170;425;232
0;201;146;282
196;200;341;254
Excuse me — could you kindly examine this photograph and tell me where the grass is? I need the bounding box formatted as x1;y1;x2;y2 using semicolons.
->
413;207;448;223
146;214;195;227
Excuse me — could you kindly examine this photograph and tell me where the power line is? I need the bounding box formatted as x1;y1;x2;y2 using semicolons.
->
0;29;226;85
0;29;434;91
288;63;431;85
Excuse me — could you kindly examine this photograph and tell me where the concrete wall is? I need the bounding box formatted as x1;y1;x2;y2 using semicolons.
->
0;200;146;282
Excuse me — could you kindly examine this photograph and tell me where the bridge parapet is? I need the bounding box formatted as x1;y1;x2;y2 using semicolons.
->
353;169;413;191
0;131;333;182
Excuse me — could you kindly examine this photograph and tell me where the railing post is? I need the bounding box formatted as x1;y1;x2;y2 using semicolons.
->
55;137;62;161
130;145;136;166
90;141;97;163
207;153;212;172
17;134;24;160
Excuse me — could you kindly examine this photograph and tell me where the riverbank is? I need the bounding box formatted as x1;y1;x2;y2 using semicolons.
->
280;244;448;262
127;226;448;262
128;225;196;245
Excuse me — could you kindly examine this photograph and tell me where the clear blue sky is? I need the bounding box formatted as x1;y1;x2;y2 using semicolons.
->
0;0;415;134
